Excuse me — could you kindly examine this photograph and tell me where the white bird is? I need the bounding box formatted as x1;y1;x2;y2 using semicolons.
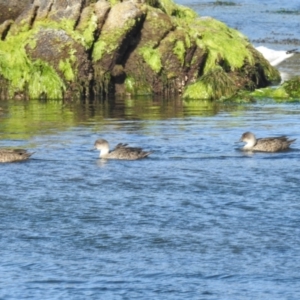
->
255;46;298;66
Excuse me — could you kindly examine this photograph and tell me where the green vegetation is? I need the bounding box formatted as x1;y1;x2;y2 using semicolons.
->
76;11;99;49
157;0;178;15
59;59;76;82
124;75;152;95
0;16;99;99
0;0;289;101
251;76;300;101
92;17;137;62
108;0;121;6
92;40;108;62
173;5;198;19
183;67;237;100
138;47;162;73
0;32;65;99
195;18;254;74
173;40;186;66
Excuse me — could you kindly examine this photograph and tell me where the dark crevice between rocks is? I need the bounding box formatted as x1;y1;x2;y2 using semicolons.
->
117;14;146;66
117;19;176;97
0;20;13;40
77;3;112;101
29;5;39;29
110;14;147;97
180;42;207;86
86;8;111;62
46;1;54;19
73;0;87;30
153;24;176;52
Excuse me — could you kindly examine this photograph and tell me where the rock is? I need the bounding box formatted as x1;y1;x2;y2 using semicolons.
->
0;0;32;24
25;28;92;99
92;1;146;95
0;0;282;100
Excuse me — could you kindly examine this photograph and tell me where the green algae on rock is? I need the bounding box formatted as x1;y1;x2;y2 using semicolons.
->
250;76;300;101
183;67;237;100
181;17;280;100
0;0;282;101
0;31;65;99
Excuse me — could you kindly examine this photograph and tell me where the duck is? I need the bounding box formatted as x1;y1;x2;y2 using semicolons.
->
94;139;152;160
0;149;34;163
239;132;296;152
255;46;298;66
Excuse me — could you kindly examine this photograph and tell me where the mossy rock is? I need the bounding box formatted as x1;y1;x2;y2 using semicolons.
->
123;5;203;96
76;1;111;49
110;5;176;95
0;0;32;24
25;28;92;99
183;67;237;100
92;1;145;95
251;86;289;99
158;27;207;92
0;27;67;99
0;0;283;100
92;1;145;66
180;16;281;100
251;76;300;101
144;0;181;16
48;2;83;23
123;7;281;98
282;76;300;98
138;6;174;48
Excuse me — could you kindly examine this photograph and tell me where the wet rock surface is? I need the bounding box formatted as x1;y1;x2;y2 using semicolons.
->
0;0;281;100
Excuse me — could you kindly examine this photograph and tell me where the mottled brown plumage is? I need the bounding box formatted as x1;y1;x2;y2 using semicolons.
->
94;139;152;160
240;132;296;152
0;149;34;163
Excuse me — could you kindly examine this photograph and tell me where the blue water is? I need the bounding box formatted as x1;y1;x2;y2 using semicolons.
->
1;100;300;299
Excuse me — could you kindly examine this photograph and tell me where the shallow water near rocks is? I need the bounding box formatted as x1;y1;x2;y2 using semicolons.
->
1;98;300;299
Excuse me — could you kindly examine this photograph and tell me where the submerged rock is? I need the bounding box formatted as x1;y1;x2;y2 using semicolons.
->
0;0;281;101
251;76;300;101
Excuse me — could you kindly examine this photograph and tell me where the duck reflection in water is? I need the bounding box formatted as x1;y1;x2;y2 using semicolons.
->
239;132;296;152
94;139;152;160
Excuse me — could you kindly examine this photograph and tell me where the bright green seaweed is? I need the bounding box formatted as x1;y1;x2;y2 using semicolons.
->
0;33;65;99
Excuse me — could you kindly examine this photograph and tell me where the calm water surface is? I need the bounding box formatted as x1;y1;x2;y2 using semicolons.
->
1;1;300;299
1;99;300;299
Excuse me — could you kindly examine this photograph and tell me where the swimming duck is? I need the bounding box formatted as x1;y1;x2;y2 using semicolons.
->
0;149;34;163
255;46;298;66
94;139;152;160
240;132;296;152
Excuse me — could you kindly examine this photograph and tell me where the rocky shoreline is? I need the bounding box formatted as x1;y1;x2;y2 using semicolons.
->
0;0;281;101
